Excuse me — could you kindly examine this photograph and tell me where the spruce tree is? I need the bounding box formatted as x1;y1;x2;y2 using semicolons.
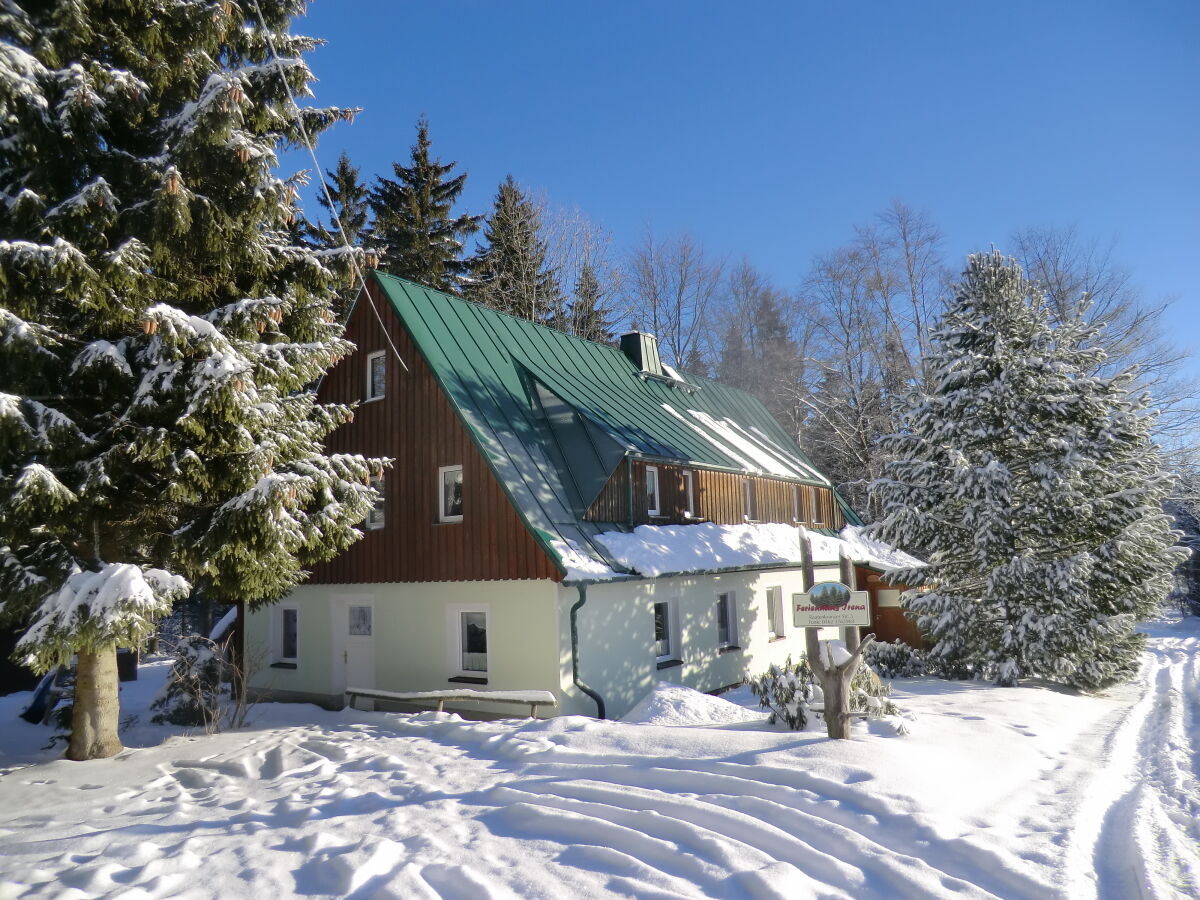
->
569;262;615;343
0;0;384;759
314;152;370;320
468;175;564;322
869;251;1185;689
368;116;480;292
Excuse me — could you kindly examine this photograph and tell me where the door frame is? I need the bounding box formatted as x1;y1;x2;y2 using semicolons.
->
331;594;376;697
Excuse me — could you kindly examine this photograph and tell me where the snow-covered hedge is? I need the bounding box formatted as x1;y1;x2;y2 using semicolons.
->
865;640;930;678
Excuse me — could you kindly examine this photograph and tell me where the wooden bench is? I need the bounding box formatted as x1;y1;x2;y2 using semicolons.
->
345;686;557;719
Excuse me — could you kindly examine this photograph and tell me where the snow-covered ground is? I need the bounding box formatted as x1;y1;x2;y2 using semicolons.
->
0;618;1196;899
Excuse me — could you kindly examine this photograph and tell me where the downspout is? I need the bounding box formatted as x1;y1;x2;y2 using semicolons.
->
569;584;606;719
625;456;634;527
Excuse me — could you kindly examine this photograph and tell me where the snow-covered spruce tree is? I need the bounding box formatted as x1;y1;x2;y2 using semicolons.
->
0;1;384;759
869;251;1185;690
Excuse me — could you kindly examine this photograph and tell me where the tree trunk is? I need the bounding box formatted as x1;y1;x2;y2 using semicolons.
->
67;647;123;761
824;663;854;740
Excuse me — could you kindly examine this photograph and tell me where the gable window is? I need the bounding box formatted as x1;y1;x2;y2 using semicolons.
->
682;469;696;518
273;606;299;667
805;486;819;526
439;465;463;522
810;486;826;527
766;586;785;640
447;604;489;681
743;479;758;521
653;599;681;667
716;591;738;650
791;485;801;523
365;351;386;401
366;475;385;530
645;465;661;517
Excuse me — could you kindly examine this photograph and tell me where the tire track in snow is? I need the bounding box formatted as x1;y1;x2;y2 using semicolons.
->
1066;627;1200;899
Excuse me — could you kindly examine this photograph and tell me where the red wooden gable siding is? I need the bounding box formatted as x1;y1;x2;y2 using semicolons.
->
856;565;926;648
308;281;562;584
585;460;844;530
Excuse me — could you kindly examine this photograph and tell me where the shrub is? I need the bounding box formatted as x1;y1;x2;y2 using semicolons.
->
749;647;899;731
151;635;227;729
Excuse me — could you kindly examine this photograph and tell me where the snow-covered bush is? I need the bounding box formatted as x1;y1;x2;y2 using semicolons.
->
865;640;929;678
748;656;814;729
749;651;898;730
151;636;228;730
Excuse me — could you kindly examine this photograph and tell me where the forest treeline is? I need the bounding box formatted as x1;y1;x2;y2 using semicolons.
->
309;118;1195;521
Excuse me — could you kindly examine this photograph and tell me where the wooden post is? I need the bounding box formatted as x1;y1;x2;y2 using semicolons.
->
841;551;860;655
803;541;875;740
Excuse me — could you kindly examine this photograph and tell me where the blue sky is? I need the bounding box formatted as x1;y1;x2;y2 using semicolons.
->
290;1;1198;373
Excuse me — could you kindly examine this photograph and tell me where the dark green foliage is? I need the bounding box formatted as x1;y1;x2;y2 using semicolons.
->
368;117;480;292
314;152;371;321
0;0;385;720
468;175;564;322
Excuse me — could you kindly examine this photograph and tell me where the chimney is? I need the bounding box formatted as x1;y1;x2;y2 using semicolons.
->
620;331;664;377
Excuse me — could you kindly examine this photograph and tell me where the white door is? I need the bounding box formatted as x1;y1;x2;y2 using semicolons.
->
333;597;375;700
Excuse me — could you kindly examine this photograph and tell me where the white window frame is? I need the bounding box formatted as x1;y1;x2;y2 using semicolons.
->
446;603;489;678
743;479;758;522
438;464;464;523
716;591;738;650
365;350;386;402
645;465;661;517
653;598;680;663
366;474;385;530
766;586;785;639
791;484;801;524
682;469;696;518
277;604;299;665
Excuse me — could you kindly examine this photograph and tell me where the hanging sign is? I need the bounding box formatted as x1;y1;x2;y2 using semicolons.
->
793;581;871;627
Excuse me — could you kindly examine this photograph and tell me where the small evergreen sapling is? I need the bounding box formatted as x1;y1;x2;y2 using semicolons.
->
870;251;1186;690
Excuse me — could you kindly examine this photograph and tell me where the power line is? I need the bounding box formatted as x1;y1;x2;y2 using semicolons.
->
248;0;408;372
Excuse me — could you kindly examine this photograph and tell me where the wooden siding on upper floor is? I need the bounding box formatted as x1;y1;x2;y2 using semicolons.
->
309;280;562;585
584;460;844;530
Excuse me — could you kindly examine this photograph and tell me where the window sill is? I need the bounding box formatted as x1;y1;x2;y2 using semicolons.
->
448;675;488;685
270;661;297;670
436;518;464;526
718;645;742;655
768;635;787;643
656;658;683;671
362;395;386;404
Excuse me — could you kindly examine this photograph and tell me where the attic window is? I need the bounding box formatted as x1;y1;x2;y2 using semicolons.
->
366;351;386;401
683;469;696;518
743;479;758;522
439;465;463;522
646;466;661;517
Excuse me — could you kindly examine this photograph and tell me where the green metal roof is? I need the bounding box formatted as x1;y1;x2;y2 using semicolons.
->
372;273;859;574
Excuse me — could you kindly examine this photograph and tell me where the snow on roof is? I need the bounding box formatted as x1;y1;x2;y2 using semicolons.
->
587;522;921;580
838;525;924;571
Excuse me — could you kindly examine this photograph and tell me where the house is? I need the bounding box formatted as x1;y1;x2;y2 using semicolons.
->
243;273;921;719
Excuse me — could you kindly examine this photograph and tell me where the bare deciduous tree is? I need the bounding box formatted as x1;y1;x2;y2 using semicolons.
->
624;232;724;368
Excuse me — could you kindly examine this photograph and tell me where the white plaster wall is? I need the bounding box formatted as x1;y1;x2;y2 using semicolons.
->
246;580;561;709
557;563;847;719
